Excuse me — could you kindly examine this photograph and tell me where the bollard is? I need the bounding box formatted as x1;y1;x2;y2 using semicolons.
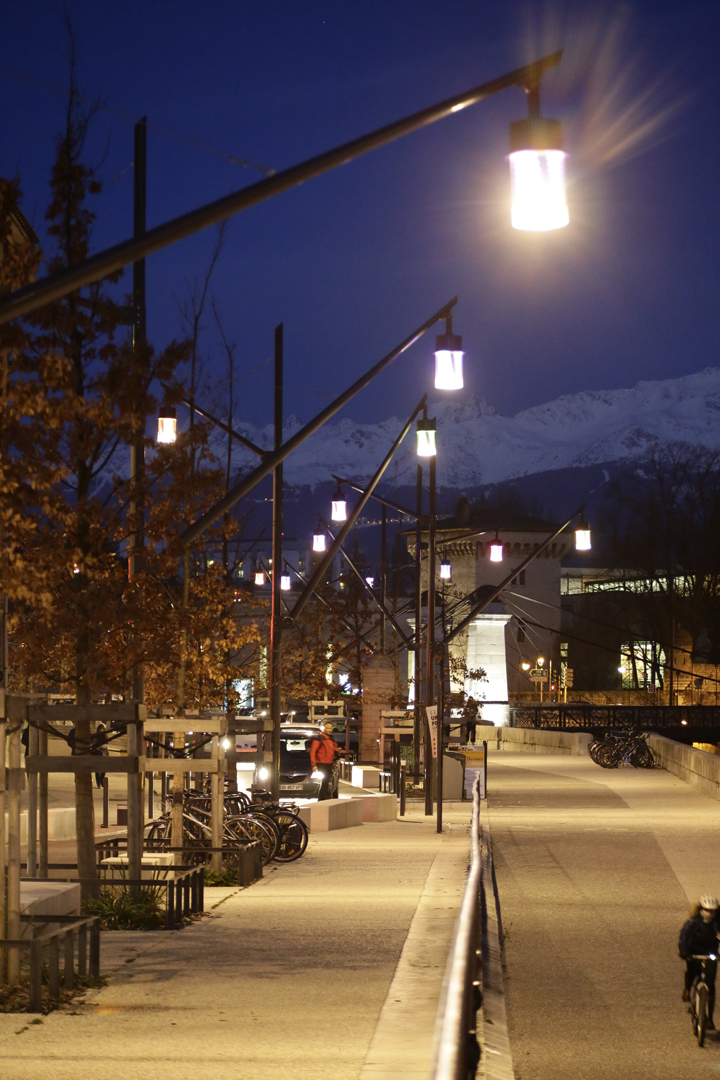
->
102;777;109;828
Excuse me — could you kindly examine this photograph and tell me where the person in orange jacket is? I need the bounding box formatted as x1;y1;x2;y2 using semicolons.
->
309;723;339;800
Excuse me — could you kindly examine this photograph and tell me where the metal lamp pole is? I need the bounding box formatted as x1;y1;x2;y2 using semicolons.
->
269;324;283;799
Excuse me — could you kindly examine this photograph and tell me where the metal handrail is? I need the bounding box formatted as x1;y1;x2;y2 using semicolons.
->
432;776;482;1080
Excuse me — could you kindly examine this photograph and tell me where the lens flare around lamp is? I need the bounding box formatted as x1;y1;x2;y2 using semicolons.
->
509;116;568;232
157;406;177;444
489;533;503;563
416;417;437;458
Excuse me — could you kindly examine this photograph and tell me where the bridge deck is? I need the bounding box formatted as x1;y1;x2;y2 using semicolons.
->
489;751;720;1080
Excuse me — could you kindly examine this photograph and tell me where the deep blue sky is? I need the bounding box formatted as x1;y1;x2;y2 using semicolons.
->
2;0;719;431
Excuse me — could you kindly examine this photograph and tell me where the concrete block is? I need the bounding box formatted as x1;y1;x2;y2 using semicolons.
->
298;797;364;832
20;881;81;939
351;766;381;789
360;793;398;822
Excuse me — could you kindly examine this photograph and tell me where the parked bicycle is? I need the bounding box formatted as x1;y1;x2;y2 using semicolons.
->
589;729;655;769
145;787;308;865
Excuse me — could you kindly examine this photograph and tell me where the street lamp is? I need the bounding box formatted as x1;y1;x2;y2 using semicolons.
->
416;417;437;458
489;533;504;563
331;485;347;522
280;569;291;591
575;512;592;551
313;525;327;552
254;570;265;586
157;406;177;444
434;314;464;391
440;560;452;581
509;85;569;232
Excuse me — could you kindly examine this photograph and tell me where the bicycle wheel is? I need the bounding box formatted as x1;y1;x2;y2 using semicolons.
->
697;983;708;1046
225;814;277;865
631;743;654;769
596;744;620;769
145;818;171;851
271;811;309;862
243;811;281;860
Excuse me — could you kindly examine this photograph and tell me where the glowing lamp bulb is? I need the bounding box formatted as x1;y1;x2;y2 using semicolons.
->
280;573;291;591
365;576;374;588
509;118;568;232
489;534;503;563
157;407;177;444
434;332;464;390
331;487;347;522
575;521;592;551
313;532;326;553
440;561;452;580
254;570;264;586
416;418;437;458
521;662;531;671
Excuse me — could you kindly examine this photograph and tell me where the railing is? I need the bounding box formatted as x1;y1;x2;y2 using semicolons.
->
510;702;720;731
432;776;482;1080
2;915;101;1012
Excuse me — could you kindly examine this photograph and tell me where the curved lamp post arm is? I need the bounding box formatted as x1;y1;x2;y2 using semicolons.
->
0;52;560;326
180;299;454;547
287;396;427;624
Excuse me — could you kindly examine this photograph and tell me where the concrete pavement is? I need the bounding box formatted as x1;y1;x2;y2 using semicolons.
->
488;750;720;1080
0;808;472;1080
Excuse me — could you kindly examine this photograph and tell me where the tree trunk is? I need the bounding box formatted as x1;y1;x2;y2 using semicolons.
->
75;666;98;899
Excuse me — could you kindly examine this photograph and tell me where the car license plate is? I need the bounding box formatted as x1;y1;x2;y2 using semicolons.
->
280;784;303;791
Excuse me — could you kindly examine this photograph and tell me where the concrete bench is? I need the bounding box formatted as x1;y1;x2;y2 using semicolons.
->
351;765;382;789
298;797;364;832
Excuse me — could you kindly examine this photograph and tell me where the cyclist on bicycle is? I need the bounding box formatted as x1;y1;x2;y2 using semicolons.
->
679;893;720;1027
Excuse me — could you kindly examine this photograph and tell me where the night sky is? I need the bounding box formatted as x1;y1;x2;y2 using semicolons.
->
2;0;719;433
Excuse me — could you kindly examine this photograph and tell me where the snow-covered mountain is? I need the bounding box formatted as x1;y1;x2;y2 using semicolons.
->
222;367;720;489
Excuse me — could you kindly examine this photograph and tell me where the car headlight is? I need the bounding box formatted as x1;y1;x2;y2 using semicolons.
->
311;770;324;780
258;766;270;781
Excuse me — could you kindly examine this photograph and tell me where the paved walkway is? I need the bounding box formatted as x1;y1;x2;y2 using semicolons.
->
488;751;720;1080
0;808;472;1080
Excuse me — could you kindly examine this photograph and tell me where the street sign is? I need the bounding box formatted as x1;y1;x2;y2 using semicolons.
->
530;668;548;682
426;705;438;759
565;668;574;688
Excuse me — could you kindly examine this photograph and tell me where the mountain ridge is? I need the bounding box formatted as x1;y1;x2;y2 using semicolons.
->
212;366;720;490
